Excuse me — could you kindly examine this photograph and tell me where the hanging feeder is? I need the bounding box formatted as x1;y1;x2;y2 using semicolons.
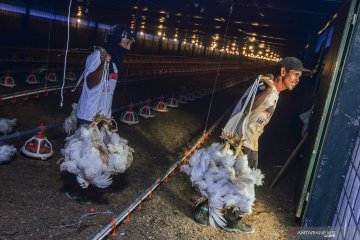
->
200;89;208;96
65;72;77;81
153;97;168;112
177;95;188;104
44;72;58;82
120;103;140;125
0;73;16;88
193;91;202;99
187;92;196;101
25;73;40;85
139;98;155;118
165;97;179;108
21;124;54;160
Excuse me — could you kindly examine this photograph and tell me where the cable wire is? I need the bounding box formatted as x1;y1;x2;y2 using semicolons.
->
203;0;234;131
60;0;72;107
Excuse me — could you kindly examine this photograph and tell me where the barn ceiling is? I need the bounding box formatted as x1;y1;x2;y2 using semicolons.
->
3;0;344;56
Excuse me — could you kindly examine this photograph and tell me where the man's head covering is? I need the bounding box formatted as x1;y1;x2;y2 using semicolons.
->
103;24;135;73
105;24;135;44
280;57;311;76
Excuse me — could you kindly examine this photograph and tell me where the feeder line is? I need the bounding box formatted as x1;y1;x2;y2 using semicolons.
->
0;123;63;143
1;84;77;100
91;100;236;240
0;75;254;143
0;72;244;102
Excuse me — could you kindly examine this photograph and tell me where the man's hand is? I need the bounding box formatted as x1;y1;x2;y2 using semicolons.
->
259;73;274;87
100;52;111;62
98;47;111;62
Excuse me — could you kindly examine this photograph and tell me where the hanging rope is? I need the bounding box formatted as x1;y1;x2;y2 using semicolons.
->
239;76;260;136
221;75;262;138
42;0;54;89
203;1;234;132
60;0;73;107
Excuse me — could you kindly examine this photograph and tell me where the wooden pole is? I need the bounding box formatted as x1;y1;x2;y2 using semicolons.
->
270;133;308;189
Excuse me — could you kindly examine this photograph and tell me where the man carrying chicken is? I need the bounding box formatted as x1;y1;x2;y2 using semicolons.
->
193;57;311;233
76;24;135;126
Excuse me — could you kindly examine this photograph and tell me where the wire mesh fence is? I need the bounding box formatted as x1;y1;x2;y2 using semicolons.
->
332;134;360;239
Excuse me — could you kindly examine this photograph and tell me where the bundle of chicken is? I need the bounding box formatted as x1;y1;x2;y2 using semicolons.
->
0;118;17;135
63;103;78;135
60;115;134;188
181;142;264;227
0;144;17;163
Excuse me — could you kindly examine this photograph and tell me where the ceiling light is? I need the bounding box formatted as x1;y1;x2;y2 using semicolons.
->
214;18;225;22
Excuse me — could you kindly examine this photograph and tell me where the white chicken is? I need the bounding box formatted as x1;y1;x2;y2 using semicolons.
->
0;145;17;163
0;118;17;135
60;115;134;189
181;142;264;228
63;103;78;135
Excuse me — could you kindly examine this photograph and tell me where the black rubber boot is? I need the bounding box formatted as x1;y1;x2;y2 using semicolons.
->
192;203;209;226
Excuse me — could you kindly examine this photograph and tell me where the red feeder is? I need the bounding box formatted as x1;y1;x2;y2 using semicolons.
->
44;72;58;82
120;103;139;125
21;124;54;160
153;97;168;112
0;73;16;88
165;97;179;108
25;73;40;85
139;98;155;118
65;72;77;81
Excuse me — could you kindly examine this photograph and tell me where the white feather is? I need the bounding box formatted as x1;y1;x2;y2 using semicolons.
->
63;103;77;135
0;145;16;163
0;118;17;135
61;124;133;189
182;142;265;227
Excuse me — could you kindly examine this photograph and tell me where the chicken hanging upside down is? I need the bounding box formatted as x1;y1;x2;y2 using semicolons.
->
181;141;264;228
60;113;134;188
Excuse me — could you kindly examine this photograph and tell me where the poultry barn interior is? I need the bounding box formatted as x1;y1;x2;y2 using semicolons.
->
1;0;360;239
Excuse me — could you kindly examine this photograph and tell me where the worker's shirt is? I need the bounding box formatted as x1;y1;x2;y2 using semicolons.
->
77;50;118;121
242;84;279;151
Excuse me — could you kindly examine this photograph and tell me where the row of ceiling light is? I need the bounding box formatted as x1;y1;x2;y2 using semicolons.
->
127;5;281;61
136;27;281;60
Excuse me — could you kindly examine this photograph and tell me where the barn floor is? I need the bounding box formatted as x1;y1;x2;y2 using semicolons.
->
0;70;301;240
